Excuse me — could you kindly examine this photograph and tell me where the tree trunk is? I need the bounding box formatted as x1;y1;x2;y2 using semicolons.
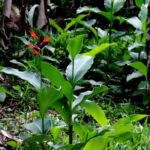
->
36;0;50;31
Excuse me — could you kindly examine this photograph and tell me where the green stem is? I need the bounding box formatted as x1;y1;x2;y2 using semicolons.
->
69;125;73;144
69;58;75;144
71;59;75;87
42;116;45;134
40;48;45;135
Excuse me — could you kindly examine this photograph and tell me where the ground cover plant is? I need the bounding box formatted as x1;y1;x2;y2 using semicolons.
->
0;0;150;149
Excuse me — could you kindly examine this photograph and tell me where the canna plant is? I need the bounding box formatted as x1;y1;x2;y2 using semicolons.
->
0;29;62;135
0;29;111;147
40;34;111;145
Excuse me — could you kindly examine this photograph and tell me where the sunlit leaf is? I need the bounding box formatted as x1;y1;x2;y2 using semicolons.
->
127;17;142;29
41;61;73;100
129;61;147;80
82;100;109;126
83;136;109;150
38;86;62;117
82;43;116;57
66;55;93;83
135;0;145;8
24;116;51;134
67;35;84;59
127;71;143;82
28;4;39;27
1;67;41;89
77;6;101;14
73;86;108;111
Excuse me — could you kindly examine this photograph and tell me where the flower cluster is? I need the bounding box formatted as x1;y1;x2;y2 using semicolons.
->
27;29;50;56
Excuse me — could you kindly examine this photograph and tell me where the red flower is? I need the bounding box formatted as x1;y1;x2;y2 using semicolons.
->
41;35;50;45
27;29;50;56
29;29;38;39
32;50;41;56
28;44;35;49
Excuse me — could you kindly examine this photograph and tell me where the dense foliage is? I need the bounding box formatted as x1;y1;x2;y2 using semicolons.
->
0;0;150;150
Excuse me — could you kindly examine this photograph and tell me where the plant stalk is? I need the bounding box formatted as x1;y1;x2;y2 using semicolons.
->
42;116;45;134
40;48;45;135
69;125;73;144
69;58;75;144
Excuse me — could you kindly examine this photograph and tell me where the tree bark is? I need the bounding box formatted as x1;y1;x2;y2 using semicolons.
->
36;0;50;30
2;0;12;18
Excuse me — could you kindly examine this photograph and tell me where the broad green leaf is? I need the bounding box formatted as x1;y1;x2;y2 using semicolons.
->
104;0;112;12
14;36;30;45
138;81;149;90
82;100;109;126
49;18;63;33
73;86;108;111
1;67;41;89
24;116;51;134
28;4;39;27
73;122;97;141
80;80;104;86
67;35;84;59
114;132;137;143
105;125;136;137
104;115;147;138
52;99;71;124
77;6;101;14
135;0;145;8
83;19;96;26
51;127;61;141
113;0;126;13
82;43;116;57
66;55;94;83
127;71;143;82
139;4;148;23
112;114;147;128
128;42;145;51
10;59;27;69
41;61;73;100
129;61;147;80
38;86;62;117
73;122;86;140
76;6;112;22
100;11;114;21
98;28;108;38
83;136;109;150
42;56;59;63
126;17;142;29
105;0;127;14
